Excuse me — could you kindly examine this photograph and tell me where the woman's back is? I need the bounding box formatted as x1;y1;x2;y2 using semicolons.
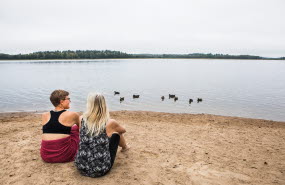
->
42;110;78;140
75;119;112;177
40;90;80;163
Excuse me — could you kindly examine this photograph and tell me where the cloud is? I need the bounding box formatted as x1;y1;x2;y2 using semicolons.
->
0;0;284;57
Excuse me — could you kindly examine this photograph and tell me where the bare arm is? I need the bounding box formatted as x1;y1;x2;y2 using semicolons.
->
64;111;80;126
73;112;80;126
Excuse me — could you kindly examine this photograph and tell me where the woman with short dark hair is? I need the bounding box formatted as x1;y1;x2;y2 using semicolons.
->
40;89;80;163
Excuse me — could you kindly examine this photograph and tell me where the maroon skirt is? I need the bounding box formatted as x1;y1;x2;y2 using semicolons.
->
40;125;79;163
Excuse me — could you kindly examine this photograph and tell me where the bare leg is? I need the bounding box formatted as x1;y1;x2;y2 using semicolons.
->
118;133;127;148
119;133;130;152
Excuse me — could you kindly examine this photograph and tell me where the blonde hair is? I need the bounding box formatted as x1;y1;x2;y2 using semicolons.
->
83;92;110;136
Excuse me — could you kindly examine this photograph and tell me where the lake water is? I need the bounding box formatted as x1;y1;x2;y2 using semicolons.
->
0;59;284;121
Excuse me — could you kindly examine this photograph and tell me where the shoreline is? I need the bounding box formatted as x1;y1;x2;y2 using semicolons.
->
0;58;284;61
1;110;284;184
0;109;284;122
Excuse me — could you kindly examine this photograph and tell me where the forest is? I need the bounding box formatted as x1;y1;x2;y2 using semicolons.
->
0;50;284;60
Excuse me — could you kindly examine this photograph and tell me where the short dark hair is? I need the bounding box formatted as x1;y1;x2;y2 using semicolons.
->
50;90;69;107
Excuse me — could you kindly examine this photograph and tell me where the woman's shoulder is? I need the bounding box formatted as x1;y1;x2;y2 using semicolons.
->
61;111;80;125
63;111;80;118
41;112;50;123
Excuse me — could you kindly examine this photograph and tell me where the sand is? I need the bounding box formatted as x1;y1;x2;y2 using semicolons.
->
0;111;284;185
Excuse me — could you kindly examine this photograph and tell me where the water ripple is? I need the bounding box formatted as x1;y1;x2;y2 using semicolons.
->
0;59;285;121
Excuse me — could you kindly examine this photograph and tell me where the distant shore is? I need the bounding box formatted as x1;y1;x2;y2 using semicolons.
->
1;57;284;61
1;110;284;185
1;50;284;60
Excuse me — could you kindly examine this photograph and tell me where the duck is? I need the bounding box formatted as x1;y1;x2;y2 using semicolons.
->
133;95;140;99
114;91;120;95
169;94;175;99
197;98;203;103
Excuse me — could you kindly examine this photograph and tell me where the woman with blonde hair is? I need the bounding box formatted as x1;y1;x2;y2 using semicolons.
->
75;92;130;177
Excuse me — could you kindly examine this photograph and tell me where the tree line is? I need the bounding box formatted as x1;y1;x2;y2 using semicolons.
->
0;50;284;60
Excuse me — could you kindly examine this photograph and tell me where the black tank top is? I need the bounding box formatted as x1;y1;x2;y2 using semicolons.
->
42;110;72;134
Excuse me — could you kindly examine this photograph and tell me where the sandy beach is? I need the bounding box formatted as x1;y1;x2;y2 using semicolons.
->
0;111;284;185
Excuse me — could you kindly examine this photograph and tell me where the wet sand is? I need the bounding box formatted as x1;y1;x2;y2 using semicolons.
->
0;111;284;185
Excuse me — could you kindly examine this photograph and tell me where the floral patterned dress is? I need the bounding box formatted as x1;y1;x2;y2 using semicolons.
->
75;120;111;177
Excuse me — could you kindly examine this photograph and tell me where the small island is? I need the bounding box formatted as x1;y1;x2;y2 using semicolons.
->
0;50;284;60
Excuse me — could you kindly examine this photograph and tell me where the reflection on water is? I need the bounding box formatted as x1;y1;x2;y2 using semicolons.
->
0;59;284;121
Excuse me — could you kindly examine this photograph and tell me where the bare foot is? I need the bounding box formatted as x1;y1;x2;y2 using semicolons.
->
121;144;131;152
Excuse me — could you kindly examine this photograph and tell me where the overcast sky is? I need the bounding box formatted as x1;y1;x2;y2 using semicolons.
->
0;0;284;57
